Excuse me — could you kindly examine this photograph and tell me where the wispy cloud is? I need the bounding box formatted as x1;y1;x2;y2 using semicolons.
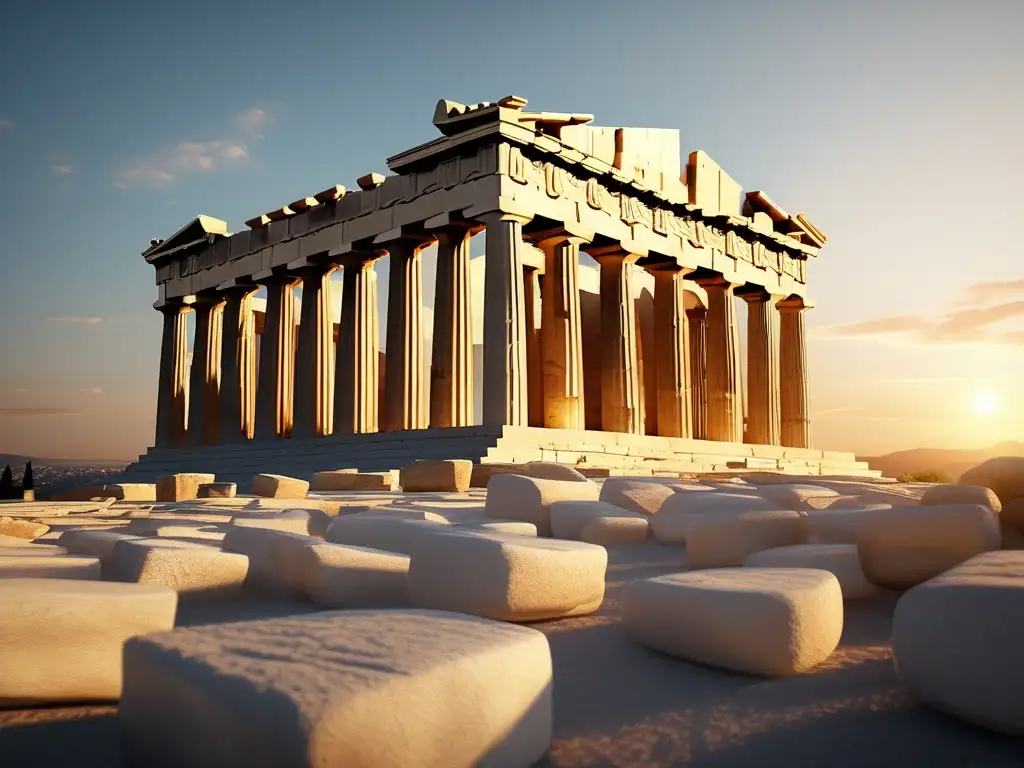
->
49;316;103;324
50;164;74;174
114;105;276;189
79;387;103;395
820;279;1024;347
0;408;83;417
0;117;12;131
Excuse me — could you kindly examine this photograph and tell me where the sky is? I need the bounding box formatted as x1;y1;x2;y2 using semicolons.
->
0;0;1022;461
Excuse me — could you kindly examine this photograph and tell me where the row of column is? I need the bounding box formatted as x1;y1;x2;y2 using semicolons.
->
154;215;811;450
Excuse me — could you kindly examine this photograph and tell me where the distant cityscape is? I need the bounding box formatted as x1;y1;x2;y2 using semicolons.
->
0;456;127;498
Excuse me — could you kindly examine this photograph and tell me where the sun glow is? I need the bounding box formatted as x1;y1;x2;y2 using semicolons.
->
971;392;999;416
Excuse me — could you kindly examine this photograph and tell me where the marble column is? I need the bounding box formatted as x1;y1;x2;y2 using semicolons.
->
523;265;544;428
698;276;743;443
187;294;224;446
649;266;693;438
154;301;190;448
255;275;298;440
742;289;782;446
293;265;336;438
335;254;382;434
537;235;586;430
589;246;643;434
430;226;474;428
686;305;708;440
219;286;257;443
383;239;428;432
779;296;812;449
479;211;531;427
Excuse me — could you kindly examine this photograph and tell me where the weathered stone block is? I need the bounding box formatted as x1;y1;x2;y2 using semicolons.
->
103;483;157;502
310;469;396;492
650;492;783;545
920;483;1001;512
958;456;1024;504
231;509;312;536
0;516;48;540
222;526;319;596
156;474;216;502
549;500;646;541
324;513;452;557
251;474;310;499
197;482;237;499
0;554;101;579
58;530;142;578
484;475;599;537
580;516;650;545
303;542;410;609
598;478;678;515
110;539;248;601
399;459;472;493
744;544;877;599
685;509;808;569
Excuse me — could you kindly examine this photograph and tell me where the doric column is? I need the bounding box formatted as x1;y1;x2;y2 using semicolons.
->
382;237;429;431
478;211;531;427
779;296;812;448
293;265;336;438
523;264;544;427
187;294;224;446
219;285;257;443
154;300;191;448
255;275;298;440
741;288;782;446
697;275;743;443
686;305;708;440
335;253;383;434
537;234;587;430
588;245;643;434
429;226;474;428
648;265;693;438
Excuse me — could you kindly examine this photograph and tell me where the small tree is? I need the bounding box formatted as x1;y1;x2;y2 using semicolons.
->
0;465;11;499
22;461;34;491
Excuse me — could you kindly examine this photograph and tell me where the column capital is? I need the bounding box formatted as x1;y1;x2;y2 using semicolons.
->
690;272;741;290
529;224;595;248
777;295;815;313
423;211;484;235
153;296;194;313
471;205;534;227
644;260;697;278
735;285;786;304
190;290;227;308
252;268;300;286
216;279;259;296
585;241;646;262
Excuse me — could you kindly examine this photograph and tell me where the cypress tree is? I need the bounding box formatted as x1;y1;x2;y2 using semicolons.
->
0;465;11;499
22;461;34;491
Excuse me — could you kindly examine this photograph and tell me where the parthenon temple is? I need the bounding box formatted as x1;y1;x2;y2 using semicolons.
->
123;96;875;481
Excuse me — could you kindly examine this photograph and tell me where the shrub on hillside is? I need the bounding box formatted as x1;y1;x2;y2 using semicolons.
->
896;470;953;484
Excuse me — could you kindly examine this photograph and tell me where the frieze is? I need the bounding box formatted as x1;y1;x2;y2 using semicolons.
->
544;162;562;198
725;231;753;264
508;146;529;184
652;208;669;235
668;213;698;245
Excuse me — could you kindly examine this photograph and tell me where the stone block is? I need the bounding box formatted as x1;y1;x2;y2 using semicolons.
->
231;509;312;536
598;478;677;515
103;483;157;502
857;504;1001;590
753;483;840;510
399;459;472;493
650;492;783;544
156;474;216;502
580;516;650;545
58;530;142;577
0;516;49;540
0;540;67;554
685;509;808;569
110;539;249;601
744;544;877;599
310;470;395;492
0;579;176;706
550;500;647;541
892;552;1024;735
410;531;607;621
523;461;589;482
623;569;843;675
1002;497;1024;536
197;482;237;499
456;520;538;536
325;513;452;557
222;526;320;596
958;456;1024;504
120;610;552;768
251;474;310;499
484;475;599;537
920;483;1001;512
470;463;525;488
805;507;878;544
303;542;410;609
0;554;101;579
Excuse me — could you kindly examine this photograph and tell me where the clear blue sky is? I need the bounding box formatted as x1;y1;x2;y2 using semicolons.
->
1;0;1022;459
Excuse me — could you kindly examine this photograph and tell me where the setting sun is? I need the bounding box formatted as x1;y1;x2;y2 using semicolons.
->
971;392;999;416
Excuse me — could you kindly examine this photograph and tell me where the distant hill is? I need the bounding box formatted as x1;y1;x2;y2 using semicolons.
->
860;441;1024;481
0;453;129;469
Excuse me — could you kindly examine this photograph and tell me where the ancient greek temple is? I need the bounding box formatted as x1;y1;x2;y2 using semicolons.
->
124;96;874;481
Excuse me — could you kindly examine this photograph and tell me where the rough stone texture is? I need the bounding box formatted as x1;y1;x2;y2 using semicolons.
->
103;484;157;502
120;610;553;768
57;530;142;578
222;527;319;596
651;492;786;545
892;552;1024;735
550;500;647;541
251;474;310;499
0;578;176;706
580;516;650;545
0;541;67;554
484;475;599;537
310;470;395;492
399;459;472;493
804;507;880;544
457;520;538;536
958;456;1024;504
469;463;525;488
920;484;1001;512
1002;497;1024;536
598;478;678;515
410;531;607;622
303;542;410;609
123;522;225;541
857;504;1002;590
156;474;216;502
0;554;101;579
523;461;590;483
754;484;840;511
325;514;452;557
623;569;843;675
685;509;808;569
231;509;312;536
0;517;49;540
744;544;877;599
110;539;248;601
197;482;236;499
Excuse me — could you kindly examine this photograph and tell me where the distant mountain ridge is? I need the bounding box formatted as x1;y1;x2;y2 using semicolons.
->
0;453;129;469
860;441;1024;480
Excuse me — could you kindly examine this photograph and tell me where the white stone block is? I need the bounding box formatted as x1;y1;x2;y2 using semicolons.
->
484;475;599;537
857;504;1001;590
120;610;552;768
0;578;176;706
805;507;878;544
457;520;538;536
580;516;650;545
231;509;312;536
111;539;249;600
310;470;396;491
892;552;1024;735
920;483;1001;512
410;531;607;622
399;459;472;492
303;542;410;609
222;527;319;596
549;500;646;541
251;474;310;499
0;517;49;540
0;554;101;579
754;484;840;510
685;509;808;569
598;478;678;515
324;514;452;557
58;529;142;577
744;544;877;599
104;483;157;502
156;473;216;502
197;482;236;499
650;492;784;545
522;461;590;482
623;569;843;675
